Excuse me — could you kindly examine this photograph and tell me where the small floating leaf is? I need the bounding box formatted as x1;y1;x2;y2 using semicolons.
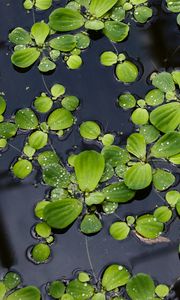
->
78;272;90;283
42;163;71;188
103;21;129;42
135;214;164;239
126;133;146;160
151;132;180;158
102;145;130;167
62;96;79;111
139;125;159;144
15;108;38;130
35;200;50;219
116;61;138;83
152;72;175;93
166;0;180;12
9;27;31;45
172;70;180;87
131;108;149;125
100;51;118;66
48;281;65;299
11;48;40;68
34;95;53;113
85;192;105;206
38;57;56;72
35;0;52;10
32;243;50;263
75;32;90;49
85;20;104;30
155;284;169;298
154;206;172;223
6;286;41;300
66;279;94;300
111;6;126;22
124;163;152;190
102;264;130;291
92;293;105;300
44;198;83;229
101;134;114;146
80;121;101;139
51;84;66;98
110;222;130;240
28;131;48;150
49;8;85;32
100;163;114;182
0;96;6;115
4;272;21;290
166;190;180;207
74;150;105;192
80;214;102;234
37;151;59;167
0;122;17;138
153;169;175;191
134;6;153;23
12;159;33;179
67;55;82;69
89;0;118;18
150;102;180;133
118;93;136;110
103;201;118;214
145;89;164;106
49;35;76;52
31;22;49;45
48;108;74;130
103;182;135;203
126;273;155;300
0;282;6;299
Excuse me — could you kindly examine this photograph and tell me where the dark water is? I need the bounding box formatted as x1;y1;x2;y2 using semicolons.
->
0;0;180;298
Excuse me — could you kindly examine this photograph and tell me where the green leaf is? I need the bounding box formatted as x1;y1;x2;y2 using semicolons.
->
51;84;66;98
49;8;85;32
74;150;105;192
89;0;118;17
85;192;105;206
32;243;51;263
150;102;180;133
49;35;76;52
103;182;135;203
75;33;90;49
139;125;160;144
103;21;129;42
37;151;59;167
134;6;153;23
169;153;180;164
38;57;56;72
28;131;48;150
151;132;180;158
6;286;41;300
101;145;130;167
67;55;82;69
9;27;31;45
135;214;164;239
23;0;33;9
100;51;118;66
154;206;172;223
34;95;53;113
172;70;180;87
31;22;49;45
118;93;136;110
103;201;118;214
0;122;17;138
11;48;40;68
126;133;146;160
35;0;52;10
66;279;94;300
80;214;102;234
131;108;149;125
111;7;126;22
48;281;65;299
4;272;21;290
166;0;180;12
0;282;6;299
100;162;114;182
42;163;71;188
130;0;147;4
0;96;6;115
124;163;152;190
152;72;175;93
165;190;180;207
155;284;169;298
116;61;138;83
102;264;130;291
47;108;74;130
85;20;104;30
80;121;101;139
126;273;155;300
110;222;130;240
44;198;83;229
145;89;164;106
92;293;105;300
15;108;38;130
12;159;33;179
62;96;79;111
153;169;175;191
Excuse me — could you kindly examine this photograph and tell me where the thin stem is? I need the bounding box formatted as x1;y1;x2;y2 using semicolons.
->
8;142;23;155
41;74;51;95
32;7;36;24
109;40;118;55
85;236;97;282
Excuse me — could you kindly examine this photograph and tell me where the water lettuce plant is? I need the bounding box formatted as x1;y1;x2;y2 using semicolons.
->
0;266;171;300
23;0;52;10
9;22;90;72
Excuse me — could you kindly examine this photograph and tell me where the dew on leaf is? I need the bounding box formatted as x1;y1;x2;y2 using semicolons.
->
37;151;59;167
102;201;118;214
152;72;175;93
4;272;21;290
153;169;175;191
145;89;164;106
100;162;114;182
102;145;130;167
80;214;102;234
151;132;180;158
0;122;17;138
9;27;32;45
42;163;71;188
134;6;153;23
126;273;155;300
75;32;90;49
103;182;135;203
85;192;105;206
38;57;56;73
118;93;136;109
50;187;69;201
111;6;126;22
102;264;130;291
92;293;105;300
66;279;94;300
139;125;159;144
15;108;38;130
135;214;164;239
103;21;129;42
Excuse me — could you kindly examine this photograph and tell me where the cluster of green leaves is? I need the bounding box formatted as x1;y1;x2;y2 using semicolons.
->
0;95;8;149
0;83;79;170
166;0;180;26
100;52;139;83
23;0;52;10
0;271;41;300
9;22;90;71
